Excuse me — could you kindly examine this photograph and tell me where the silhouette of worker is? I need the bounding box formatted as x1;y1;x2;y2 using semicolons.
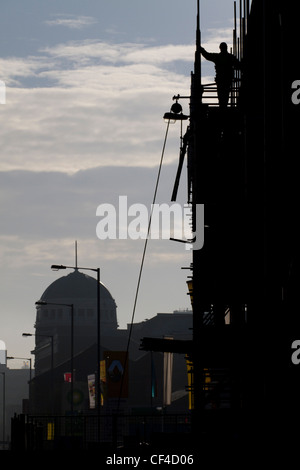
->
200;42;239;108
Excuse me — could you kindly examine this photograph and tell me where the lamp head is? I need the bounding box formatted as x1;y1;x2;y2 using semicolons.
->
163;99;189;122
51;264;66;271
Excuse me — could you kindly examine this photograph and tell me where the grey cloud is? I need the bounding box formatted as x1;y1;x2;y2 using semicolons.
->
45;15;98;30
0;163;184;240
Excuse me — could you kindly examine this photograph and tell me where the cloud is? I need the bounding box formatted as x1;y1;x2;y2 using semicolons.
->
0;56;56;86
45;15;98;30
0;164;191;330
0;40;192;174
0;164;188;241
3;28;245;175
40;40;195;67
202;26;234;51
0;163;190;286
0;82;186;173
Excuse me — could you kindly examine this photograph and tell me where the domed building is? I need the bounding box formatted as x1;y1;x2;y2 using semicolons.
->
29;268;192;419
28;268;125;415
34;269;118;376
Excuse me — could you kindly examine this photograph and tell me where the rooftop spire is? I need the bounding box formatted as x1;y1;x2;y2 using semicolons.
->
195;0;201;83
75;240;78;270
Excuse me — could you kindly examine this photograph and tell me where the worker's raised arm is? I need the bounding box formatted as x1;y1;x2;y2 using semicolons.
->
200;46;218;63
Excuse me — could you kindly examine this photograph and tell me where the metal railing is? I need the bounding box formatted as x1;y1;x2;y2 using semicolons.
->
11;412;192;451
202;77;241;108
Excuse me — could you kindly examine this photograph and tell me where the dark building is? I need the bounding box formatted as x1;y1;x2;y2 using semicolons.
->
0;364;31;448
29;270;192;417
183;0;300;447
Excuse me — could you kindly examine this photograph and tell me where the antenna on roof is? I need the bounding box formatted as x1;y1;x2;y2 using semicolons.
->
197;0;200;40
75;240;78;269
195;0;201;81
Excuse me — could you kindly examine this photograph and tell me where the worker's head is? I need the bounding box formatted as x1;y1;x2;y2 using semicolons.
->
219;42;228;52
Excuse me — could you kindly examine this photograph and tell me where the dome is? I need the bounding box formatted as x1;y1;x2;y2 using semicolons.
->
37;269;118;331
34;267;118;375
41;269;114;303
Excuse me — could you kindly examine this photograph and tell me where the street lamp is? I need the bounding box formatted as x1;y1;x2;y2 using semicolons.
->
23;332;54;414
22;332;54;373
163;102;189;122
6;356;32;415
51;264;101;416
35;300;74;414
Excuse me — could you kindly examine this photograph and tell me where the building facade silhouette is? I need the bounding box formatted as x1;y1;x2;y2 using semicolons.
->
29;270;192;416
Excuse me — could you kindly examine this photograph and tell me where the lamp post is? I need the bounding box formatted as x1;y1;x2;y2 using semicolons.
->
6;356;32;414
35;301;74;414
22;332;53;374
0;372;5;449
23;332;54;414
51;264;101;417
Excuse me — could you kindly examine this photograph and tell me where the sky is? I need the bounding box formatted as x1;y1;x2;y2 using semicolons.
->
0;0;238;367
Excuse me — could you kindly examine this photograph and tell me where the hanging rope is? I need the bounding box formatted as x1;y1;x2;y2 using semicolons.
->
117;119;171;411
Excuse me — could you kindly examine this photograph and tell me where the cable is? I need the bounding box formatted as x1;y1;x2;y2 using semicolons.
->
116;119;171;413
